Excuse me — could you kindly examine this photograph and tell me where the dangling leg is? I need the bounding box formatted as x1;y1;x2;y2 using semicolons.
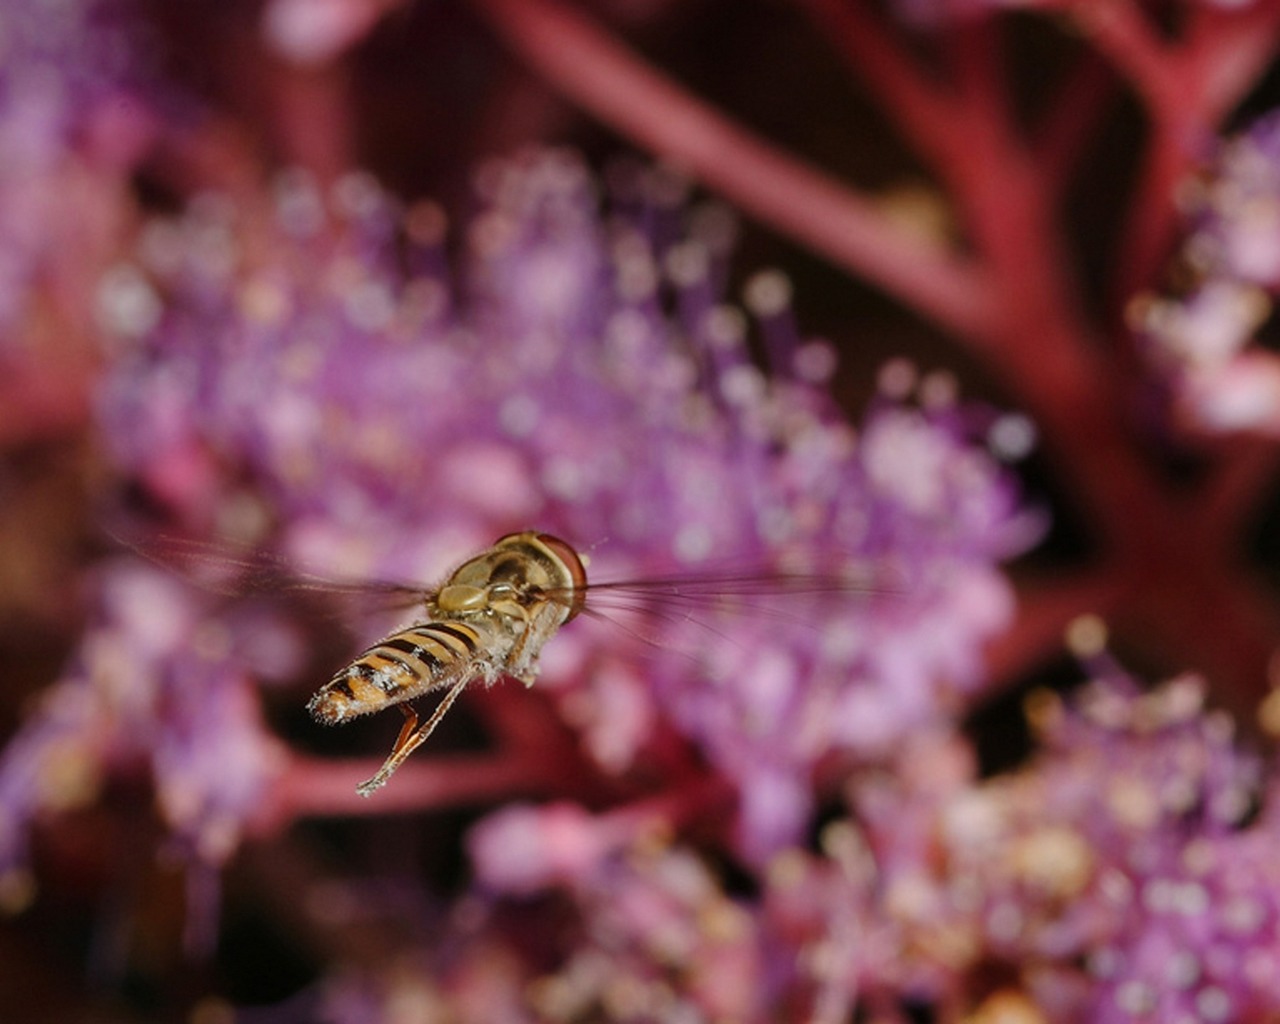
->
389;702;422;757
356;676;472;796
506;603;561;686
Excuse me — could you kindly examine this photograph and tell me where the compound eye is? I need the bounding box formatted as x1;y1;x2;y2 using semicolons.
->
535;533;588;621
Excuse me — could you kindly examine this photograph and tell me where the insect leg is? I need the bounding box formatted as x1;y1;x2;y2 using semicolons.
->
506;602;562;685
390;703;420;756
355;675;473;796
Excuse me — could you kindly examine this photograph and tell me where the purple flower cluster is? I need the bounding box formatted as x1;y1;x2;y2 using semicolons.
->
1136;112;1280;434
473;819;768;1021
7;0;1280;1017
37;116;1280;1021
882;672;1280;1022
0;0;151;334
645;383;1037;859
444;668;1280;1023
0;560;296;901
82;150;1034;868
0;150;1039;1008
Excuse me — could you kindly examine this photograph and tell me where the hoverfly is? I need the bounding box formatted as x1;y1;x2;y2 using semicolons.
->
301;529;878;796
127;526;878;796
308;531;588;795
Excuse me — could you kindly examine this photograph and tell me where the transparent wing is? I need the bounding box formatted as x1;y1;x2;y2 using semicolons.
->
107;530;429;614
110;528;888;635
536;564;889;644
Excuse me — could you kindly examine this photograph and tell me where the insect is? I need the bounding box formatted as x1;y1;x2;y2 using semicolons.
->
305;529;877;796
307;531;588;796
122;525;876;795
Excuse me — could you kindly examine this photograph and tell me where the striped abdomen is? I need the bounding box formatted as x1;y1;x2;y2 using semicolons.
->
307;620;491;725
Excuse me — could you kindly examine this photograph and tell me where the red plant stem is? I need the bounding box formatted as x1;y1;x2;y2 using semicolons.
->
265;58;360;182
983;570;1128;688
469;0;1280;716
602;772;736;841
1112;123;1198;309
801;3;1280;710
1072;0;1185;117
1031;54;1116;199
930;47;1156;552
796;0;961;169
263;749;567;822
1204;438;1280;539
1075;0;1280;303
800;4;1108;410
265;684;605;824
0;358;93;446
803;5;1151;545
153;115;270;198
943;12;1061;281
266;713;732;834
467;0;1000;342
1187;0;1280;116
944;11;1010;139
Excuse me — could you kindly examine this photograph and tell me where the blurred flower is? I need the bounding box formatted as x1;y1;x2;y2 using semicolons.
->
861;670;1280;1022
88;149;1039;865
406;666;1280;1021
0;0;153;333
1135;109;1280;435
3;0;1280;1017
470;827;769;1023
2;150;1037;1024
261;0;395;65
0;560;296;895
468;801;621;896
645;377;1037;860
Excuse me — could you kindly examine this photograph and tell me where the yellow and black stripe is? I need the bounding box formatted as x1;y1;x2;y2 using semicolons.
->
308;621;486;725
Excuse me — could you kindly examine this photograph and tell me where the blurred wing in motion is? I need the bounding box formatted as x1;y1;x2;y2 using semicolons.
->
112;527;888;793
107;528;429;616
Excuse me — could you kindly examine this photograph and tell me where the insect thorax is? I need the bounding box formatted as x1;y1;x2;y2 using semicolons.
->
440;534;578;605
